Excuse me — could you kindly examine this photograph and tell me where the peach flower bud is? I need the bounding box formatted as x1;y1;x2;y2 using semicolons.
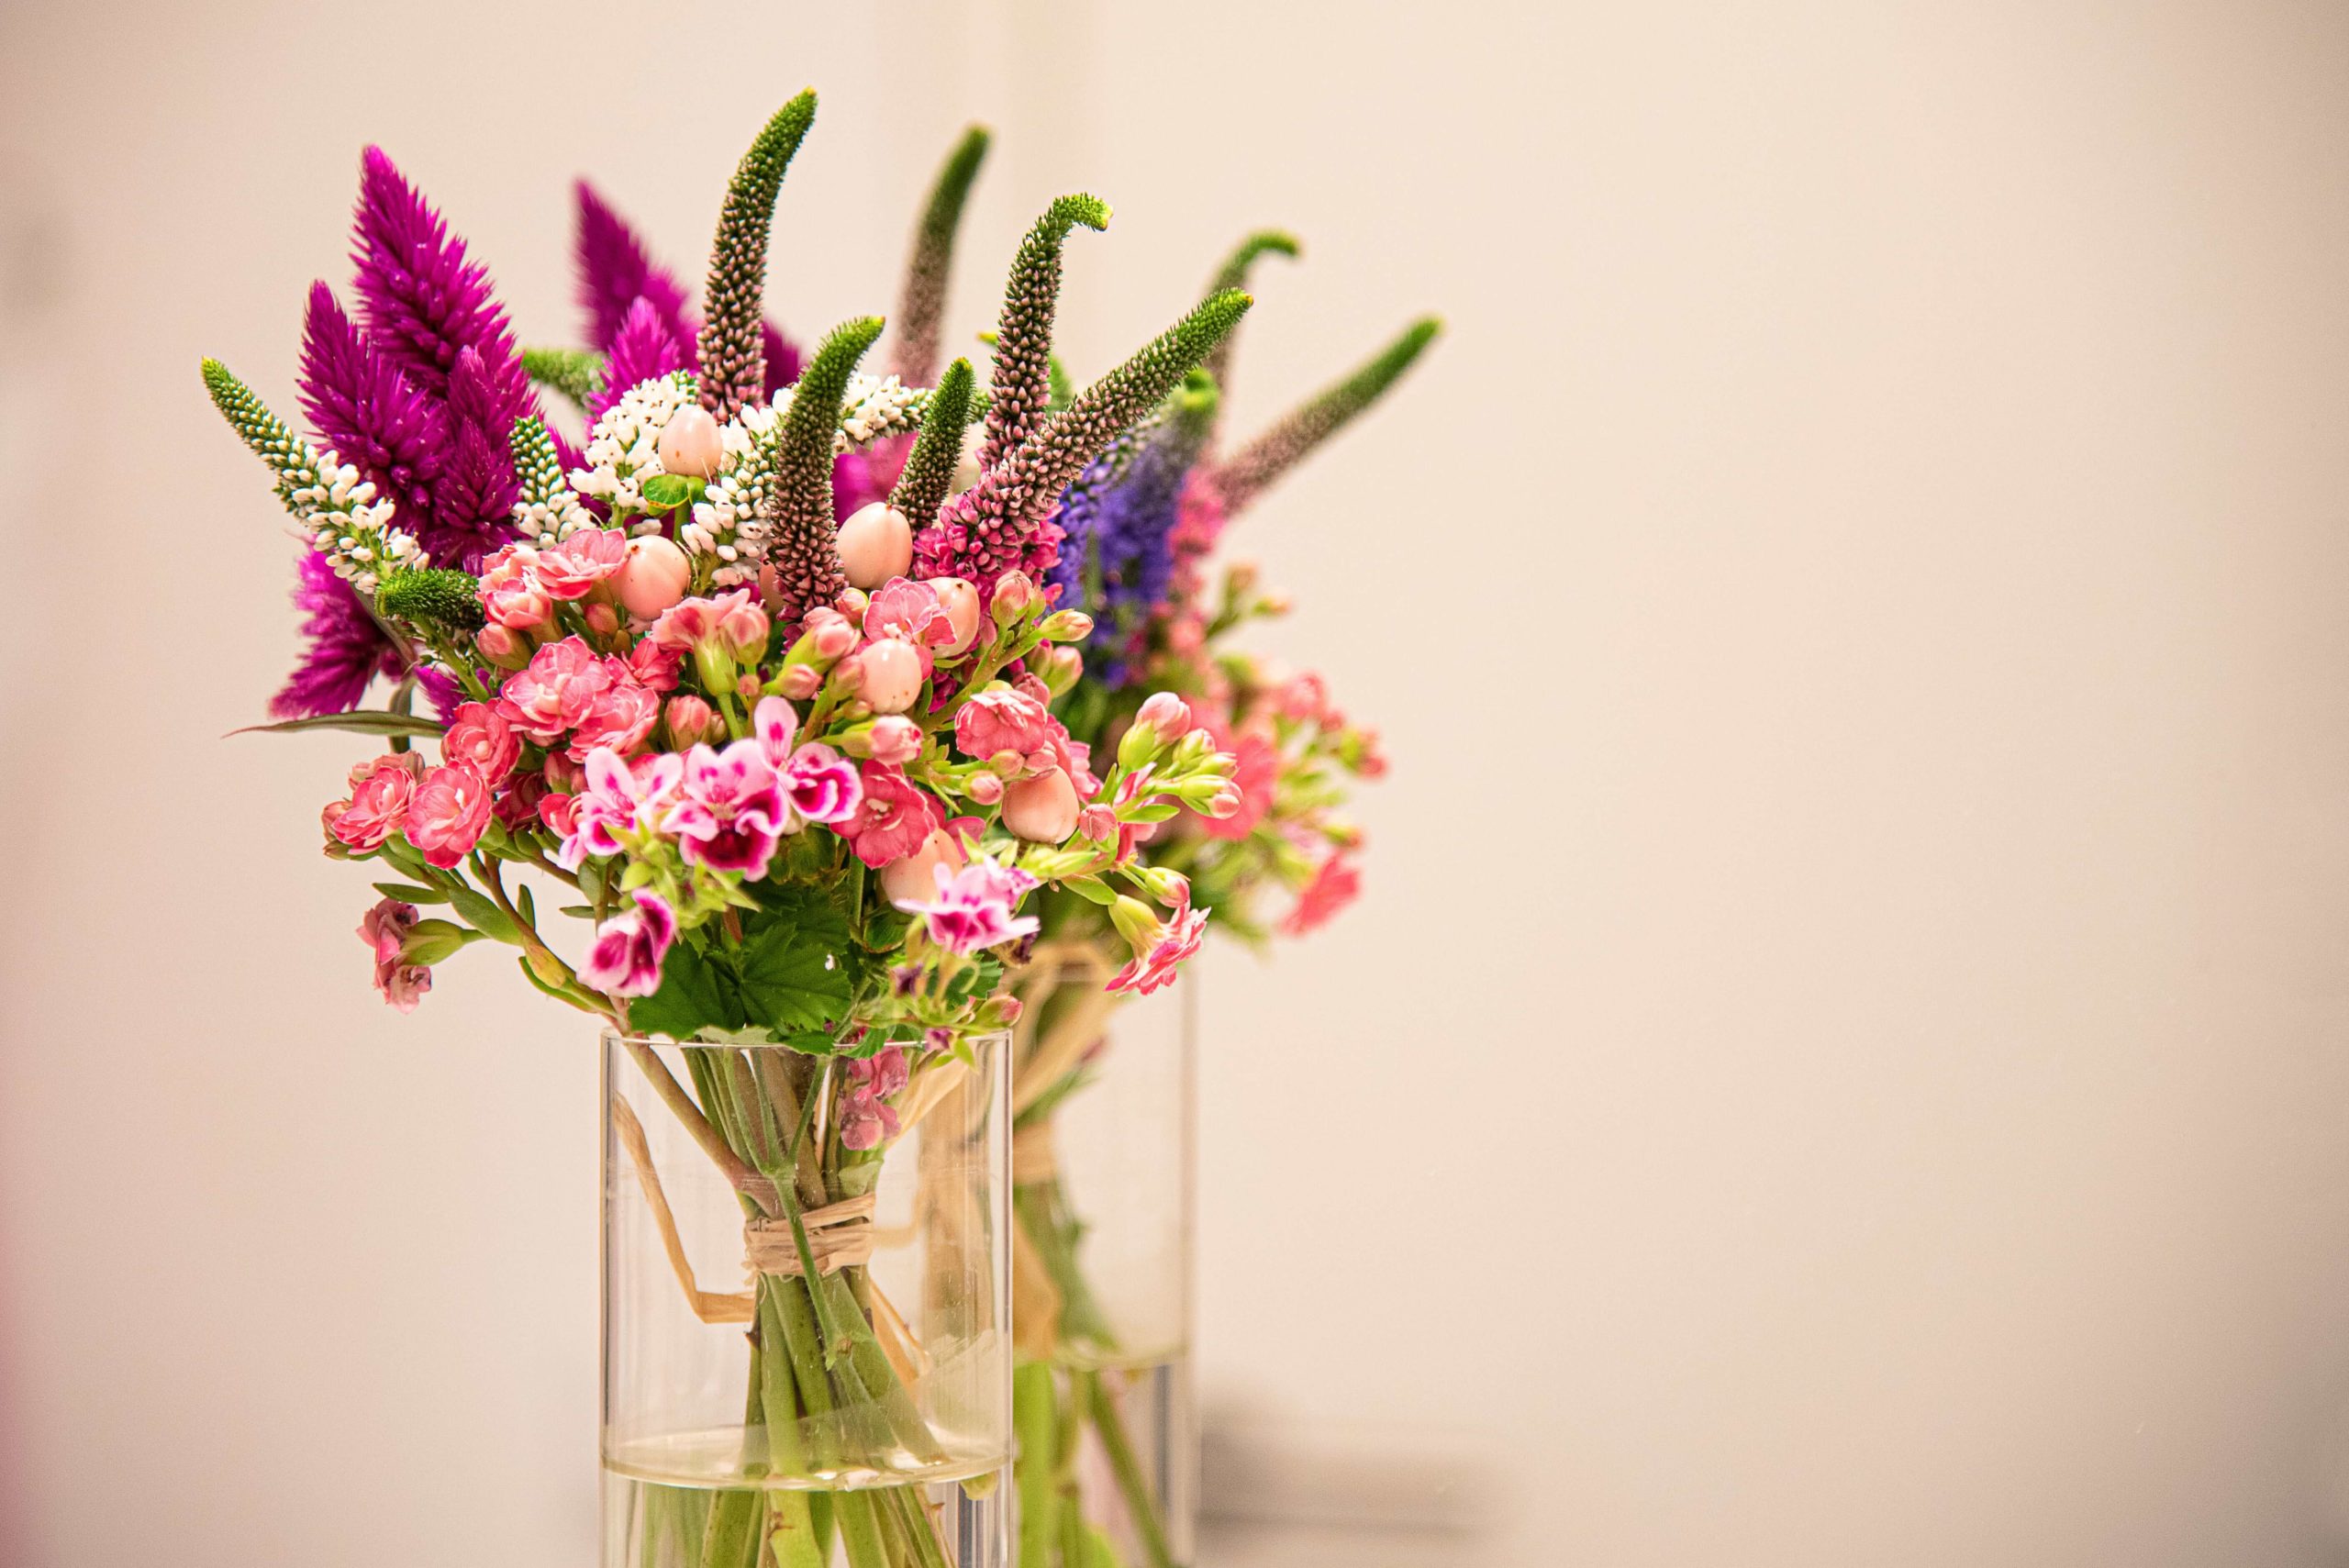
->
990;572;1037;624
1002;767;1081;843
736;673;763;700
1204;784;1243;819
926;576;983;655
616;535;693;618
1039;645;1084;695
836;587;871;622
966;771;1004;806
879;827;967;906
584;602;620;637
866;715;923;765
857;639;924;714
1077;804;1117;841
664;695;715;749
655;405;724;479
779;664;823;699
1261;591;1294;617
810;614;859;662
1135;692;1194;740
1039;609;1093;642
989;750;1026;775
478;623;532;669
835;504;914;590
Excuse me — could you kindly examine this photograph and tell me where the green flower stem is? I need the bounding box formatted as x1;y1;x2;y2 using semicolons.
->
1080;1370;1177;1568
1015;1362;1062;1566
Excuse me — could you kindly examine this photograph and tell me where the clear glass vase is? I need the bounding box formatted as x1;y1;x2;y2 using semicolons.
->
602;1030;1012;1568
1008;951;1196;1568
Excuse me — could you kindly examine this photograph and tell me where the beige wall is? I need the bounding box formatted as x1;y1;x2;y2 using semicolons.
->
7;2;2349;1563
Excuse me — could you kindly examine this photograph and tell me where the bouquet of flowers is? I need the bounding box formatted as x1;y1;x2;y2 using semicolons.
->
205;91;1263;1568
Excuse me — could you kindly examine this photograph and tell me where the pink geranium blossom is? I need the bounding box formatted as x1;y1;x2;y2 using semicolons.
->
556;747;685;869
667;741;787;876
442;702;518;784
534;528;628;600
495;637;613;743
579;889;675;998
1281;854;1362;937
1108;889;1210;997
406;762;493;868
748;698;862;827
358;896;431;1011
840;762;942;867
896;857;1041;954
326;752;425;851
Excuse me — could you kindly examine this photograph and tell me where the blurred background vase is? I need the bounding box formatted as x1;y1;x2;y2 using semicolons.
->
1008;950;1197;1568
601;1030;1012;1568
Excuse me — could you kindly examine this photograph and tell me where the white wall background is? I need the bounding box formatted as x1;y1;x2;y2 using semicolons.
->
7;2;2349;1564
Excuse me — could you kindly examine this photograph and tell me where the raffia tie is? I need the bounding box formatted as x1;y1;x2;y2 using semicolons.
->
741;1193;876;1276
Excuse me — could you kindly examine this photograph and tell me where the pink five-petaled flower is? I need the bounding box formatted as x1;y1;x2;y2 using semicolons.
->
841;761;943;867
495;637;614;743
358;896;432;1012
478;545;553;631
442;701;519;784
896;857;1041;955
556;747;685;870
326;752;426;851
1282;854;1363;938
1107;888;1210;997
567;670;662;762
751;697;863;827
406;762;494;869
579;889;676;998
533;528;628;600
667;741;787;877
952;684;1054;762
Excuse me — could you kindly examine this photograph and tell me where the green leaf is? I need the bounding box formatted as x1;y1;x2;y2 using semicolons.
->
691;1024;782;1047
1063;875;1117;906
518;884;536;925
629;940;745;1040
372;882;450;906
230;710;444;740
640;473;704;509
734;912;856;1035
444;884;518;943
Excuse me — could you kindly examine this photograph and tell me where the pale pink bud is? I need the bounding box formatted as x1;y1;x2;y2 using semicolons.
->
584;602;620;637
966;771;1004;806
1002;767;1081;843
989;749;1025;774
835;503;915;591
616;535;693;618
878;828;966;906
927;576;983;655
1204;784;1243;819
836;588;871;621
1135;692;1195;740
780;664;823;699
478;623;531;669
857;639;925;715
809;613;860;662
1039;609;1093;642
654;405;724;480
866;715;923;765
1261;591;1294;616
736;673;763;700
664;695;715;749
990;572;1037;624
715;598;769;660
1077;805;1117;841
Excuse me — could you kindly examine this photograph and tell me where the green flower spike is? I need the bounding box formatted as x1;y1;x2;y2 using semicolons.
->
892;125;991;386
1208;315;1442;516
978;194;1110;473
520;346;605;413
1200;228;1300;406
888;356;975;528
698;89;819;423
377;568;487;633
763;315;885;629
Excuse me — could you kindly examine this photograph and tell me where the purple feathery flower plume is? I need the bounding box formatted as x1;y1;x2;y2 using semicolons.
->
763;319;802;397
297;282;449;535
592;298;692;422
428;347;522;571
575;182;696;355
351;148;531;420
273;551;404;718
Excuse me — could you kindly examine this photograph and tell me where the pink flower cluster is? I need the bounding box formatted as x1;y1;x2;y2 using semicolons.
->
358;896;431;1011
323;741;497;871
1108;886;1210;997
495;636;670;762
838;1043;909;1151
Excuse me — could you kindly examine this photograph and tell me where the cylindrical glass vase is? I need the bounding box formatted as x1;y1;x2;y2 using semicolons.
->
1008;950;1195;1568
602;1030;1012;1568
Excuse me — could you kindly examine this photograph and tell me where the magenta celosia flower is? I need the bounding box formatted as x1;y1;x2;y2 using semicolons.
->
580;889;676;999
841;762;942;868
442;702;518;784
358;897;432;1012
535;528;628;600
566;676;661;762
352;146;529;412
406;762;493;869
594;297;692;422
1107;889;1210;997
274;551;405;719
1281;854;1362;938
667;741;788;877
556;748;684;870
297;281;448;534
896;857;1041;955
428;346;523;571
574;182;696;355
495;637;613;743
326;752;426;851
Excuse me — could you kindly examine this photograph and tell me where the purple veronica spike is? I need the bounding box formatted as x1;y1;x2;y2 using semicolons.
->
273;551;403;718
593;297;692;422
574;181;696;356
297;282;449;533
425;346;521;572
351;147;532;430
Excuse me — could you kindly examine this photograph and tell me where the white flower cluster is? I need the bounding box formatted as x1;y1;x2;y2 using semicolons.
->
681;404;783;587
832;373;925;450
287;446;425;595
512;486;593;544
568;373;696;530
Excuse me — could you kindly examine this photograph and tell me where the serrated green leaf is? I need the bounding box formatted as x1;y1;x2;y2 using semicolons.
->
734;914;855;1035
629;940;744;1041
